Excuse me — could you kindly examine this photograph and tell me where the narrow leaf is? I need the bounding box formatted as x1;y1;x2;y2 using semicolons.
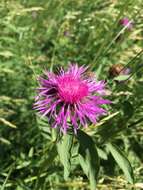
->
97;147;108;160
0;118;17;128
77;130;100;190
1;163;15;190
114;75;130;81
106;143;134;184
57;134;73;180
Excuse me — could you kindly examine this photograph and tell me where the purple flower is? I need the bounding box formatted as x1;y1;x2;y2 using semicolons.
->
119;17;133;30
63;30;70;37
33;64;111;134
122;68;131;75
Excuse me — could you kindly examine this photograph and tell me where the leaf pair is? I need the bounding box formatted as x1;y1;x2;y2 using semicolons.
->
57;130;100;190
57;130;134;190
77;130;100;190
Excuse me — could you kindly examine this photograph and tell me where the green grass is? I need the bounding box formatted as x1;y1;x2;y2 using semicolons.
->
0;0;143;189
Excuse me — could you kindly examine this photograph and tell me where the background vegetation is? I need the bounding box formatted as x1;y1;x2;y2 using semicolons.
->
0;0;143;189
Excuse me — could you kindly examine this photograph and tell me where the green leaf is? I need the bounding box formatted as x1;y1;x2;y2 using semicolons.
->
0;51;14;58
122;101;134;118
1;164;15;190
95;64;103;79
57;134;73;180
106;143;134;184
40;144;57;172
114;75;130;81
77;130;100;190
93;111;120;129
0;137;11;145
28;147;34;158
97;147;108;160
0;118;17;128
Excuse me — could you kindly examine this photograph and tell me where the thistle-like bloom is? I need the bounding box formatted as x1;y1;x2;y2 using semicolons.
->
119;17;133;30
34;65;111;134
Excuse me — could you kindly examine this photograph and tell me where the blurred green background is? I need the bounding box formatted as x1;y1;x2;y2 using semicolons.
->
0;0;143;189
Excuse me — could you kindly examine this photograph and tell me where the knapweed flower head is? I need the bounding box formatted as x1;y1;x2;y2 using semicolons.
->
63;30;70;37
119;17;133;30
34;64;111;134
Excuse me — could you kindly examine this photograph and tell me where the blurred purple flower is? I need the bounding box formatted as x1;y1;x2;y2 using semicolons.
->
63;30;70;37
119;17;133;30
122;68;131;75
33;64;111;134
